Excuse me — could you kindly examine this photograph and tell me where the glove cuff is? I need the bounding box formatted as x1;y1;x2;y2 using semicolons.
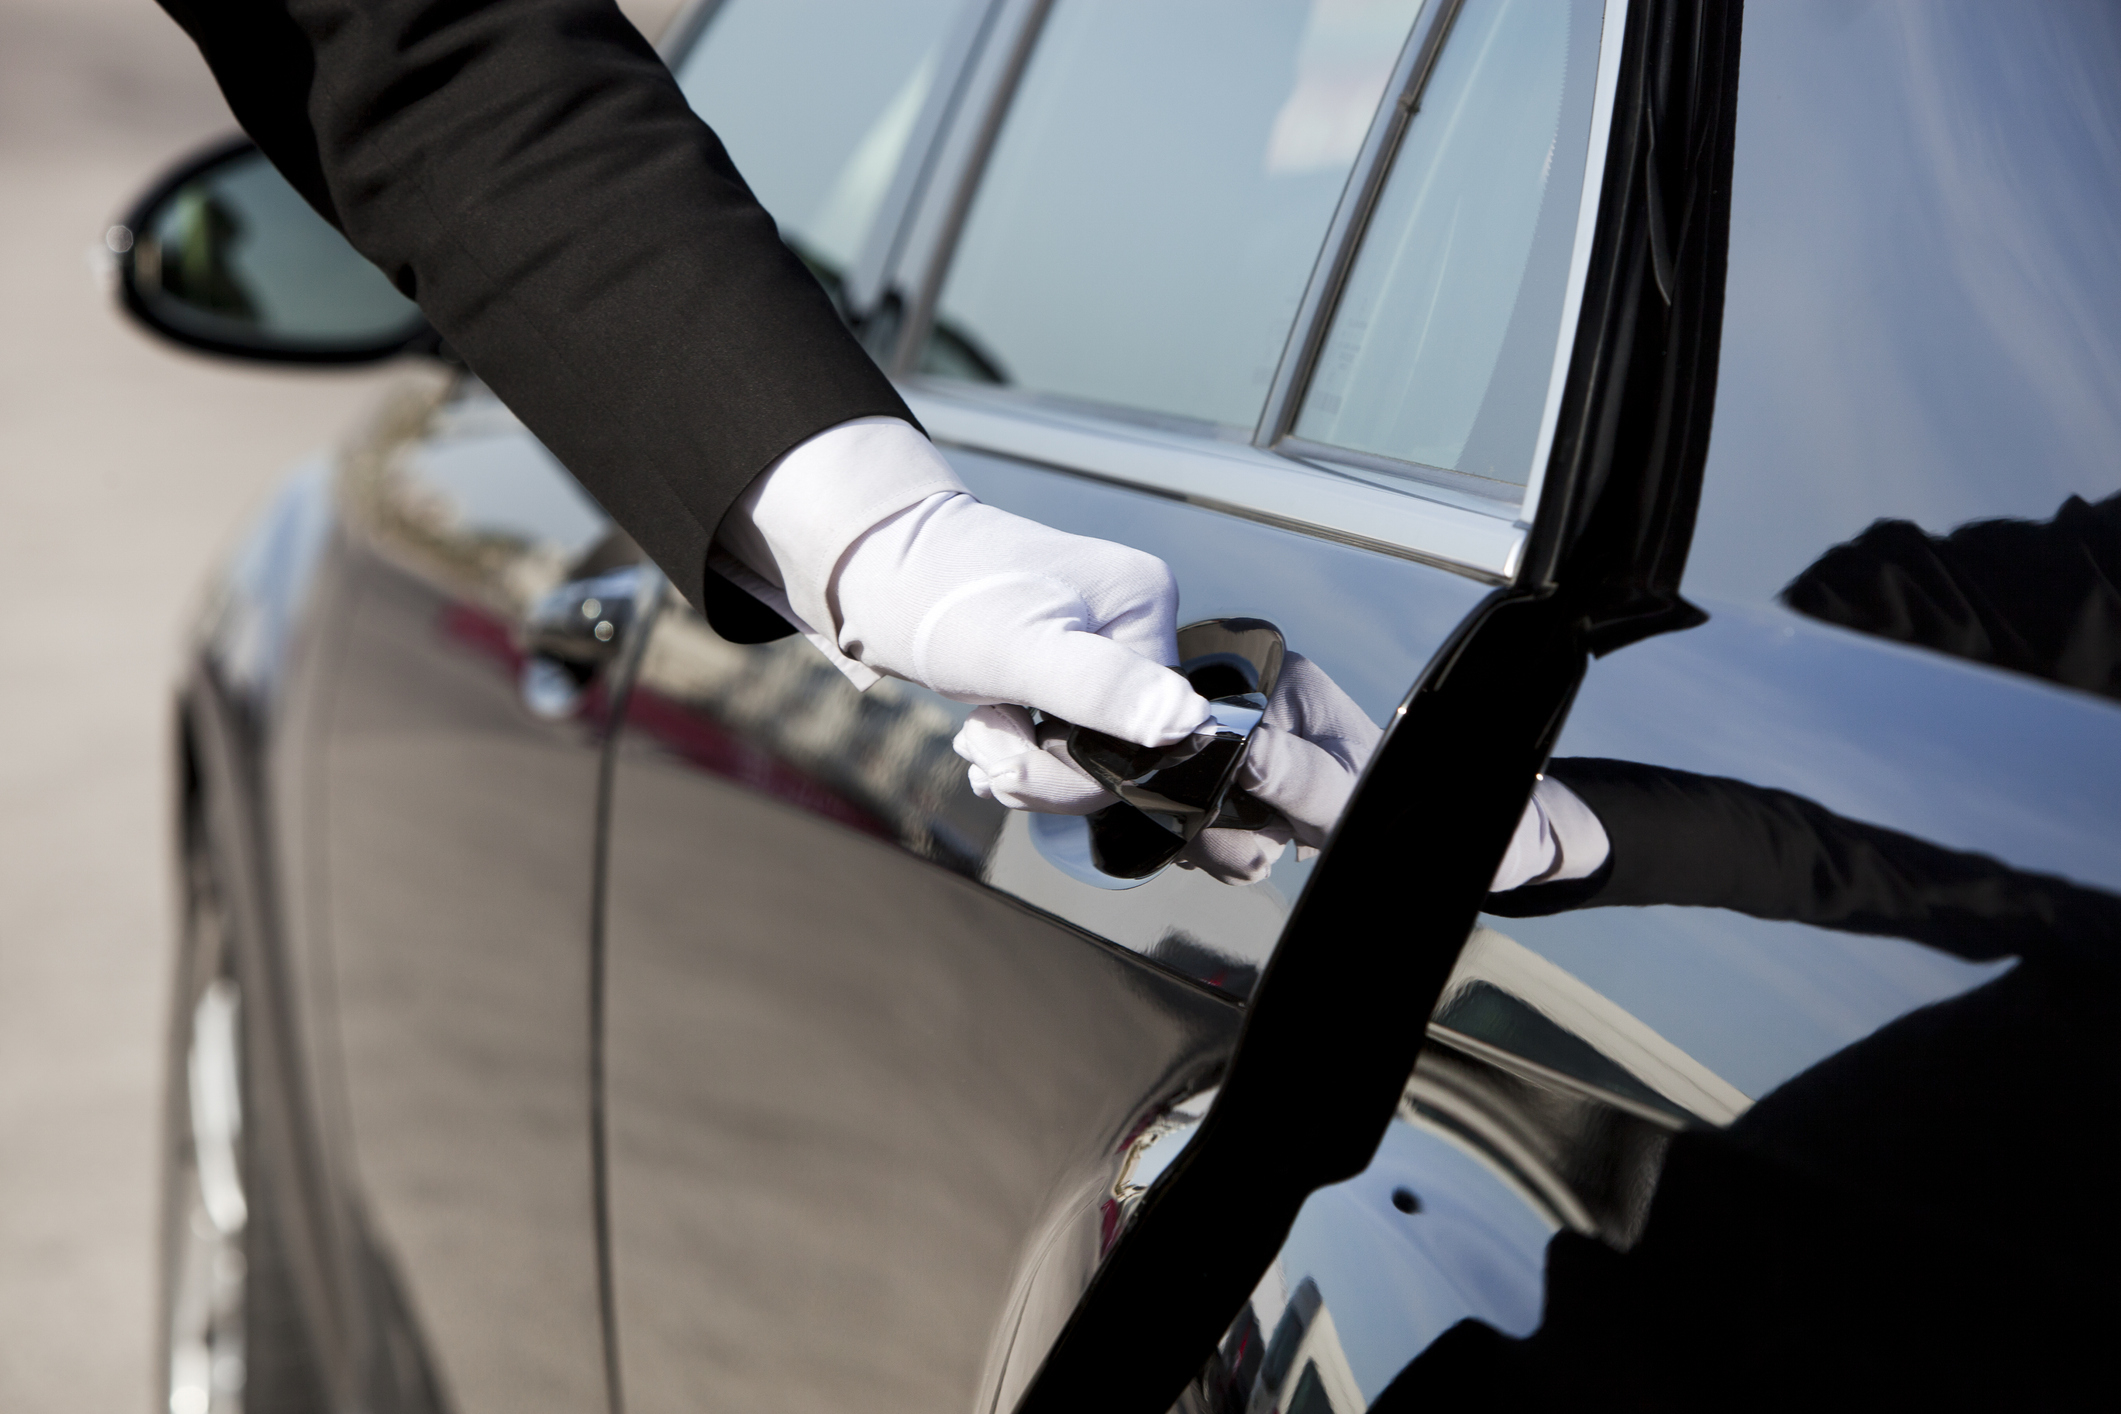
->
718;416;969;660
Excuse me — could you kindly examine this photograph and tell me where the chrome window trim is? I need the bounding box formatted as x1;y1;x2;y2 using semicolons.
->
879;0;1631;583
1251;0;1466;451
659;0;1003;329
1520;0;1632;520
883;0;1054;375
1277;435;1522;515
1271;0;1632;520
904;383;1525;581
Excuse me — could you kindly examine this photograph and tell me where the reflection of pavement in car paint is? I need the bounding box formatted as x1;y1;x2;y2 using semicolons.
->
626;604;1005;872
1182;1112;1557;1413
623;685;892;843
1184;1105;1559;1414
1174;923;1767;1410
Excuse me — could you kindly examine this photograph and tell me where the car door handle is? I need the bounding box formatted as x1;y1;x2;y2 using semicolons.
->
518;564;654;717
1042;618;1285;882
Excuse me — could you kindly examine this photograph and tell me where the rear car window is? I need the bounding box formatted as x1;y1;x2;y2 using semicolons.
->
920;0;1425;432
673;0;968;299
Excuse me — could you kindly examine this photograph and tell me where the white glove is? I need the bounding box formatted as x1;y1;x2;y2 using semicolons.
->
714;416;1210;747
1488;775;1611;891
952;651;1385;885
1187;722;1617;889
950;632;1616;893
1177;652;1383;883
955;704;1118;813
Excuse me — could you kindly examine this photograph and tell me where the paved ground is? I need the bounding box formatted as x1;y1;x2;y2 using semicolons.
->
0;2;676;1405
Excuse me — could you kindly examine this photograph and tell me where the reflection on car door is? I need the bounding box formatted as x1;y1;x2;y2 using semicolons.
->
601;1;1623;1410
315;378;642;1410
1379;4;2121;1401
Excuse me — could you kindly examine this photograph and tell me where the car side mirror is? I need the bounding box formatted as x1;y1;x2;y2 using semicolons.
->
112;137;433;364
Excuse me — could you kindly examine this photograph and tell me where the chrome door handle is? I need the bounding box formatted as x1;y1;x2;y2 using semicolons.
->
518;564;654;717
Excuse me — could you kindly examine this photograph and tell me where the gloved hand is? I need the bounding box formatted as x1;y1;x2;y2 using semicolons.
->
952;636;1616;894
1187;729;1617;888
714;416;1211;749
1488;774;1610;891
952;650;1385;885
1176;652;1382;883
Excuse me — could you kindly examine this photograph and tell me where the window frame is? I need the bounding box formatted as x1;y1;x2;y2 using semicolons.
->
874;0;1632;585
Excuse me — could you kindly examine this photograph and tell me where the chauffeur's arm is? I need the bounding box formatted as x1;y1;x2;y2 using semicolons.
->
1490;758;2120;971
154;0;1213;751
154;0;903;616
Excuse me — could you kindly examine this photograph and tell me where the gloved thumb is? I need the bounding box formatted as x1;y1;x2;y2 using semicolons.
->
1237;723;1362;849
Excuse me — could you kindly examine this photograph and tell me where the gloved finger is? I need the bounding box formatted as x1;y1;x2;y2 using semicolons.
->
1177;823;1290;884
1028;628;1210;745
1238;724;1360;848
909;570;1207;745
1263;652;1384;769
1489;790;1558;892
954;702;1040;763
953;705;1114;814
967;756;1117;813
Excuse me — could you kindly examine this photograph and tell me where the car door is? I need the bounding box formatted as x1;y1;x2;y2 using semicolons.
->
1181;2;2121;1410
1381;1;2121;1400
312;370;648;1412
600;1;1626;1409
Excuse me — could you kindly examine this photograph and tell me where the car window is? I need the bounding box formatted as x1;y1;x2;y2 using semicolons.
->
920;0;1425;432
1291;0;1607;501
672;0;969;299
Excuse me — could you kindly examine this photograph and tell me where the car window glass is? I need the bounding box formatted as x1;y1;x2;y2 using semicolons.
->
922;0;1425;431
1687;0;2121;612
1292;0;1606;497
673;0;967;296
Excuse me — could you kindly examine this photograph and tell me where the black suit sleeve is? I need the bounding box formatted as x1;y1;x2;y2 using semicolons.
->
153;0;914;616
1490;757;2120;973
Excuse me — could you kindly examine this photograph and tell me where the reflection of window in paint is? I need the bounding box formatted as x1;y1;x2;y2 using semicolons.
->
1286;1361;1335;1414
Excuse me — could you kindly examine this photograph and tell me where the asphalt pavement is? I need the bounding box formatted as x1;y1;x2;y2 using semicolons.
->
0;1;676;1405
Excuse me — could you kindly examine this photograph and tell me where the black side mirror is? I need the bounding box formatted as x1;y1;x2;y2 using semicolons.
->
112;137;433;364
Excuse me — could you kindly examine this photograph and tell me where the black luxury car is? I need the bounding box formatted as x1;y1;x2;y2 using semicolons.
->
125;1;2121;1411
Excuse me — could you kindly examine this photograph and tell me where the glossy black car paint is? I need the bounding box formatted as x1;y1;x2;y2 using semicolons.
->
593;433;1496;1410
1280;3;2121;1409
151;1;2121;1411
175;437;464;1409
